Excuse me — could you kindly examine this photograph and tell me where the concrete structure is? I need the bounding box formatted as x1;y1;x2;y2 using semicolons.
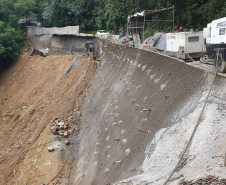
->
96;34;119;42
28;26;107;56
70;43;226;184
28;26;80;36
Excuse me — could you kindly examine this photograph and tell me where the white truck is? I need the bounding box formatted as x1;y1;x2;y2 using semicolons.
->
203;17;226;73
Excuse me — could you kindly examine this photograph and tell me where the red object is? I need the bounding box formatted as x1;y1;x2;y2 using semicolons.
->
180;27;183;30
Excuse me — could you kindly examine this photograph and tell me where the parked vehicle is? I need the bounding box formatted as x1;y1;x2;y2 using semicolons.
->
96;30;110;36
203;17;226;73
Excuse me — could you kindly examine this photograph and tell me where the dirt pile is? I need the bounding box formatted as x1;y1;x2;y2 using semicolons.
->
0;52;97;184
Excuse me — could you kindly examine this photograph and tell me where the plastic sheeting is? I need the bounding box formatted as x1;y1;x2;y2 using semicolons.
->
146;33;166;51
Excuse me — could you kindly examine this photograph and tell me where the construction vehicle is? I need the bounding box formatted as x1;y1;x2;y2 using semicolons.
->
203;17;226;73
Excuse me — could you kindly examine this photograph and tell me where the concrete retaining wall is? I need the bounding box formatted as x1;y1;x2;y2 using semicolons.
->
28;26;80;36
72;43;215;184
29;34;107;55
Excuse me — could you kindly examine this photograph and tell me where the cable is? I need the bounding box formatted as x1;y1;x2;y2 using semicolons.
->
200;55;214;65
46;150;70;185
163;72;217;185
0;138;58;163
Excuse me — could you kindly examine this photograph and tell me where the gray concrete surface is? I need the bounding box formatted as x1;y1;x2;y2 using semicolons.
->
71;43;225;185
114;74;226;185
28;26;107;56
29;35;107;56
28;26;80;36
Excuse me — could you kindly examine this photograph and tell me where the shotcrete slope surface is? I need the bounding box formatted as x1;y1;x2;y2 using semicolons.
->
116;75;226;184
73;43;225;185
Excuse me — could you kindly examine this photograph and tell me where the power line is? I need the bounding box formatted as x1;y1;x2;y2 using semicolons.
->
0;138;58;163
163;72;217;185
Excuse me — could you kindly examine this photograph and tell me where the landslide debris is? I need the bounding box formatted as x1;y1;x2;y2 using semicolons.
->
0;51;97;184
50;112;80;137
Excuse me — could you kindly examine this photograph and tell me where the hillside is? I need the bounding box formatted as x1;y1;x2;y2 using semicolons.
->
0;52;97;184
0;41;226;185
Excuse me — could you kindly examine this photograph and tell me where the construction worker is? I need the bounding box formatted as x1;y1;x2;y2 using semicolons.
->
119;27;124;39
180;27;189;32
88;43;94;59
174;26;179;32
128;25;132;35
167;27;172;33
70;46;73;55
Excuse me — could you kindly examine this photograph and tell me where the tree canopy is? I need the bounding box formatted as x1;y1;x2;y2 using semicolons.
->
0;0;226;72
2;0;225;32
0;21;25;73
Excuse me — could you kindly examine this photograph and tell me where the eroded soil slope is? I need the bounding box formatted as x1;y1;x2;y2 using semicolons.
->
0;52;97;184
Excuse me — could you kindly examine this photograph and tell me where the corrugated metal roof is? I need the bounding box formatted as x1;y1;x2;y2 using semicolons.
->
128;6;174;23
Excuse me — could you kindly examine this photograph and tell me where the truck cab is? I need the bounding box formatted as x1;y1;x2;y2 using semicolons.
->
203;17;226;73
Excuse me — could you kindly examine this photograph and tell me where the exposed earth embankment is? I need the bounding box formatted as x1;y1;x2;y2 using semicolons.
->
0;52;97;184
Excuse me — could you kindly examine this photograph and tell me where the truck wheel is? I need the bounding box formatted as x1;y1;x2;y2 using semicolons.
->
214;52;226;73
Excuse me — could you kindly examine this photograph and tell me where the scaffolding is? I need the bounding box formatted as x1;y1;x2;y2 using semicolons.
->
127;6;175;41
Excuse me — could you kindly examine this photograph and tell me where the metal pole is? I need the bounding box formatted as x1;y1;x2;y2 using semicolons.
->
127;19;128;38
173;5;175;31
143;10;145;42
150;23;151;36
136;17;138;34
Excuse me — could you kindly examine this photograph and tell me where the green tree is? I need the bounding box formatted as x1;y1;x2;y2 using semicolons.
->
0;21;25;73
14;0;36;18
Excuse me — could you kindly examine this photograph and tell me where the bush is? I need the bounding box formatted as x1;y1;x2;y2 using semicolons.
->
0;21;25;73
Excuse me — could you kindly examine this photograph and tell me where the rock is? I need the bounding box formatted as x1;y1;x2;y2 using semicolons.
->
65;140;70;145
58;131;64;136
51;126;56;131
68;128;74;134
57;121;65;127
48;146;54;152
63;132;69;138
52;130;59;135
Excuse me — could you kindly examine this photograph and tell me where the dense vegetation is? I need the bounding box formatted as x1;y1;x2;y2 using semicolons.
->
0;0;226;72
0;21;25;73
